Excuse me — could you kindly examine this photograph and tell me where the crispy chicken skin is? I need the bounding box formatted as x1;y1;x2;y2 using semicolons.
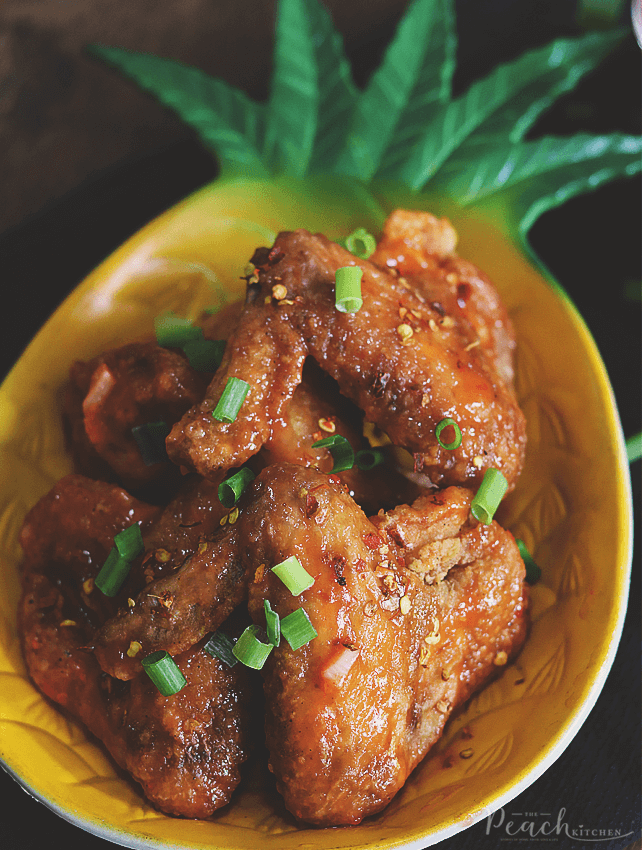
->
18;475;253;817
167;212;526;491
244;465;528;825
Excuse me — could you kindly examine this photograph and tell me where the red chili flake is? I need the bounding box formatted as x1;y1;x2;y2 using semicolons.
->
267;246;285;265
305;493;319;518
456;282;472;307
371;369;390;399
413;453;425;473
386;524;405;547
363;532;383;551
328;474;342;485
330;555;347;586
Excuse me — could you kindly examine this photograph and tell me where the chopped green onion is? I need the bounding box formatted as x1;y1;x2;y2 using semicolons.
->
94;546;131;597
471;468;508;524
213;377;250;423
154;312;203;348
131;420;171;466
312;434;355;472
232;625;273;669
516;539;542;584
355;447;385;470
435;417;462;450
218;467;255;508
182;338;226;372
204;631;238;667
343;228;376;259
264;599;281;647
280;608;317;651
335;266;363;313
271;555;315;596
141;650;187;696
114;522;145;560
95;523;145;597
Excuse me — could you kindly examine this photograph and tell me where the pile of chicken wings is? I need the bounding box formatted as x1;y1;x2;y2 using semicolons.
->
18;210;529;825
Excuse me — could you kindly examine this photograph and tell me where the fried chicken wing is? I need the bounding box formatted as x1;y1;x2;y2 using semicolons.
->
18;475;253;818
64;342;208;495
167;211;526;491
242;464;528;825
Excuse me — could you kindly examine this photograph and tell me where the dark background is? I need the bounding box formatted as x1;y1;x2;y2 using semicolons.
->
0;1;640;848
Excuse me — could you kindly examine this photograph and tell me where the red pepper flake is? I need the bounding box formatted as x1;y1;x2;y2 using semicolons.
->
386;524;405;547
305;493;319;518
267;246;285;265
328;474;342;485
456;281;471;307
363;532;383;551
413;453;425;473
330;555;347;586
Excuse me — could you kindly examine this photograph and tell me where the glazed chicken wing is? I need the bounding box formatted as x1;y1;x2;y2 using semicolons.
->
64;342;209;496
18;475;253;817
167;211;526;490
243;464;528;825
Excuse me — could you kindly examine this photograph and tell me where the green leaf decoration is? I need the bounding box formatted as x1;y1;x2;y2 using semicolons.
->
394;30;628;190
333;0;457;180
88;0;640;236
88;44;267;177
430;29;625;166
446;133;642;233
264;0;357;175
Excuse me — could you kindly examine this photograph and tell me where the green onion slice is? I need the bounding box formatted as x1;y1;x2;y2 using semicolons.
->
343;228;376;259
204;631;238;667
114;522;145;560
154;312;203;348
280;608;317;651
218;467;255;508
335;266;363;313
435;417;463;450
355;447;386;470
131;420;171;466
213;377;250;423
312;434;355;472
182;338;226;372
141;650;187;696
516;539;542;584
94;547;131;597
232;625;273;669
264;599;281;647
271;555;315;596
471;468;508;524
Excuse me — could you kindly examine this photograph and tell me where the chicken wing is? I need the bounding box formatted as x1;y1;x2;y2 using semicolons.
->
167;211;526;491
242;464;528;825
64;342;208;496
18;474;254;817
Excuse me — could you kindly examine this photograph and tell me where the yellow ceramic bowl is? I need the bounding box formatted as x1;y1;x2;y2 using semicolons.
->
0;178;633;850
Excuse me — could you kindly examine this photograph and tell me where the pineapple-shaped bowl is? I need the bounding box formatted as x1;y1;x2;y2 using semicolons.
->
0;1;638;848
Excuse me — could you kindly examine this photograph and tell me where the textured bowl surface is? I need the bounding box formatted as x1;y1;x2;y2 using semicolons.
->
0;180;632;850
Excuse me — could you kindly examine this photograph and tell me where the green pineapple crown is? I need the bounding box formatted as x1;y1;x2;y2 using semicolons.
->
89;0;640;235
